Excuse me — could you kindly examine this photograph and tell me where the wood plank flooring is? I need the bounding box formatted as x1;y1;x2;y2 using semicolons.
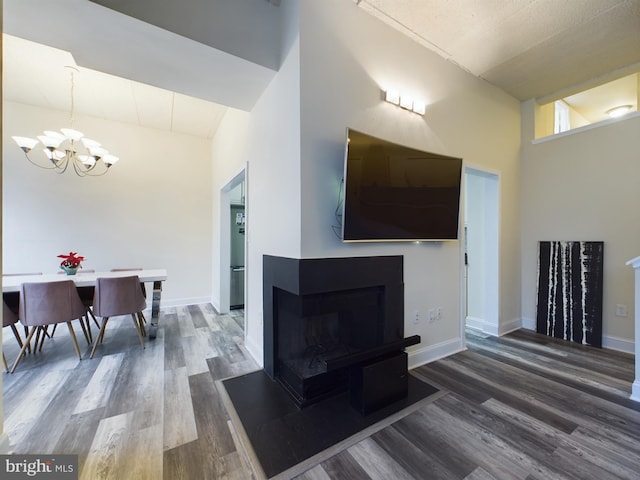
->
3;306;639;479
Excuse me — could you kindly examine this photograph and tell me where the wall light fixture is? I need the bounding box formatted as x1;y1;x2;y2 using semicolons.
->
384;89;425;116
606;104;633;118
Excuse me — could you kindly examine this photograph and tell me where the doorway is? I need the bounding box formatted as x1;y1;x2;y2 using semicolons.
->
463;167;499;335
229;200;245;309
219;170;247;332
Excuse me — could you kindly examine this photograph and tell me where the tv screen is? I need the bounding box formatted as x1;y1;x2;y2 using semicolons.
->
342;129;463;242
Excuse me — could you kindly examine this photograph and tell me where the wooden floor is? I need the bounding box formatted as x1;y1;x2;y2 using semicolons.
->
3;305;639;479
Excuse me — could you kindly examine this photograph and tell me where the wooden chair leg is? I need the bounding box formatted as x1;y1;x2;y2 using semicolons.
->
97;317;109;345
10;324;24;348
66;322;82;360
131;313;145;349
86;307;100;329
23;326;31;354
79;315;91;345
11;327;38;373
39;326;52;352
137;312;146;336
90;317;109;359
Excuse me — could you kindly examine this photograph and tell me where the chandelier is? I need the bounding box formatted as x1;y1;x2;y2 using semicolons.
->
12;66;119;176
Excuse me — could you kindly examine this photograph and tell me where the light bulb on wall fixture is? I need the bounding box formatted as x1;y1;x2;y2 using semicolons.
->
606;105;633;118
385;90;400;105
399;95;414;110
412;100;426;115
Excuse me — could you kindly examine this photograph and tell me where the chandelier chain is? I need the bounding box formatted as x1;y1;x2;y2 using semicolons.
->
69;67;76;129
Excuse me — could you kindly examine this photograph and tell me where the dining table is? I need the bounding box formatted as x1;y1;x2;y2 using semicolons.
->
2;268;168;339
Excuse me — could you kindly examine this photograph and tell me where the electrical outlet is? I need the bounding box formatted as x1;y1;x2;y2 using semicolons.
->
436;307;443;321
413;310;420;325
615;304;628;317
428;309;436;323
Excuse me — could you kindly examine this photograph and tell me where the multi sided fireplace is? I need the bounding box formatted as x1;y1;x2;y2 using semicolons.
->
263;255;419;411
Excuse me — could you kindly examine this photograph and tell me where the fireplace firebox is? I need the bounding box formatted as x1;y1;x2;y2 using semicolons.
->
263;255;419;409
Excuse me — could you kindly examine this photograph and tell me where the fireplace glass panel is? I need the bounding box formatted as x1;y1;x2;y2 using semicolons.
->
276;286;384;381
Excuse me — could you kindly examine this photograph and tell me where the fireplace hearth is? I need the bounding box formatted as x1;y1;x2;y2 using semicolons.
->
263;255;419;410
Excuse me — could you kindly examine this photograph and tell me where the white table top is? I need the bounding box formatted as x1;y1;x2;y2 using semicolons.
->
2;268;168;293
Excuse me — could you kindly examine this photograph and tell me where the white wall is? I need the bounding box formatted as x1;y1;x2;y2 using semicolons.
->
521;101;640;352
210;8;302;361
295;0;521;365
3;101;213;305
210;107;251;314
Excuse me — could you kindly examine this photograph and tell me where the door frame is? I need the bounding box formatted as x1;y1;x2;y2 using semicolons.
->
219;168;246;316
461;164;500;339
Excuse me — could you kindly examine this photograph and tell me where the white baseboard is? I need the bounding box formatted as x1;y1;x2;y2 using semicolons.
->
631;381;640;403
602;335;635;354
159;296;212;308
519;321;634;354
499;318;522;336
408;337;465;370
0;432;11;454
465;317;521;337
244;335;264;368
522;316;536;330
465;316;485;331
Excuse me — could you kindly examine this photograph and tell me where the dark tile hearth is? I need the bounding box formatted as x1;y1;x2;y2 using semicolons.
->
220;369;439;479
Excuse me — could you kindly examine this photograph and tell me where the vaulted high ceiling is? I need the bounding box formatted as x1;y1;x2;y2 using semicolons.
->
356;0;640;101
4;0;639;138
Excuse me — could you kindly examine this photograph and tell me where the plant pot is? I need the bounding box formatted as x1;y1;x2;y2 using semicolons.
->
61;265;79;275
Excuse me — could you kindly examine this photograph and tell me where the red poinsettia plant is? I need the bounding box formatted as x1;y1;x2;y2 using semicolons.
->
57;251;85;269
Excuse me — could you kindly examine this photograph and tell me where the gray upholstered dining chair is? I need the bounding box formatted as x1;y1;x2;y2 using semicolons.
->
110;268;147;325
3;300;23;372
3;273;44;355
10;280;89;373
53;269;98;336
90;275;147;359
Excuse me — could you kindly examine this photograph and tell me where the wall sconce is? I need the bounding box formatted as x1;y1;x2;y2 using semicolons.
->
384;89;425;116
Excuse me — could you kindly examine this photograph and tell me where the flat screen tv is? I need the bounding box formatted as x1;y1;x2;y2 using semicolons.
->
342;129;463;242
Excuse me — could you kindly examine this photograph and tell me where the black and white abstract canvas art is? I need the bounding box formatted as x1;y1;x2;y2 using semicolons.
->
536;241;603;347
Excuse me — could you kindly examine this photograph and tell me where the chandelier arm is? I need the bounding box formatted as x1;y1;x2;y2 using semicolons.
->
72;157;110;177
56;156;71;175
72;160;85;177
23;151;61;170
82;164;110;176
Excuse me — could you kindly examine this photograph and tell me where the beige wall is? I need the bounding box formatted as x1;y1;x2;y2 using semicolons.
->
521;100;640;350
3;101;214;305
297;0;521;363
210;0;522;367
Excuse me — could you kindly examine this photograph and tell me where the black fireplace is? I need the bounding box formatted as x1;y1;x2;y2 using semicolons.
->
263;255;419;410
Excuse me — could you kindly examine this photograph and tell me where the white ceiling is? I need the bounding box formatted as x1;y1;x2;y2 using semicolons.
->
3;0;639;138
3;35;228;139
356;0;640;101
